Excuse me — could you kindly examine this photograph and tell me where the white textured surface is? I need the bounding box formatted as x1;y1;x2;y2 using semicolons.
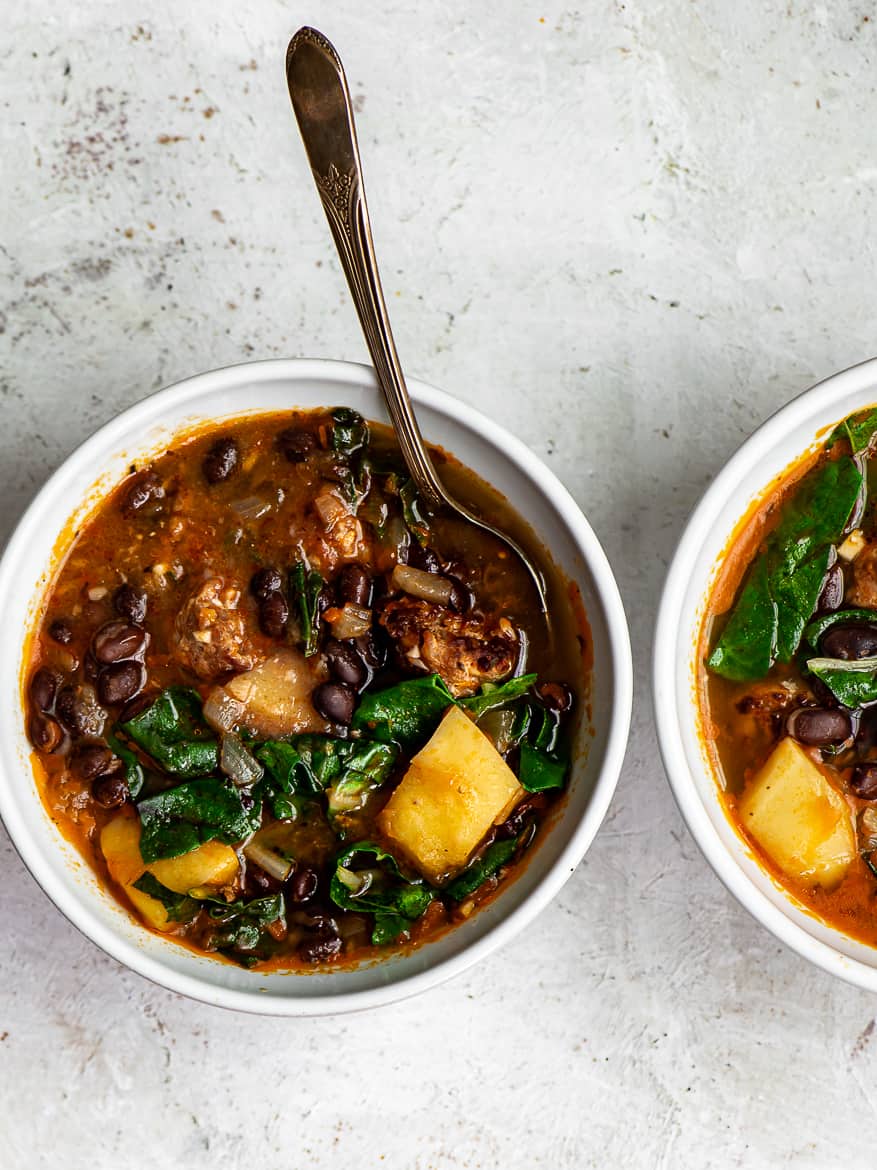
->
2;3;877;1166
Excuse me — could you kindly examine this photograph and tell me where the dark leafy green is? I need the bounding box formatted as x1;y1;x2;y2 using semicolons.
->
519;741;568;792
460;674;537;719
118;688;218;778
255;736;397;823
399;479;430;545
136;776;262;862
351;674;455;747
831;408;877;455
331;407;368;455
202;892;285;957
329;842;433;945
445;838;519;901
708;457;862;681
106;731;145;801
805;655;877;708
802;608;877;652
290;561;324;657
131;872;198;923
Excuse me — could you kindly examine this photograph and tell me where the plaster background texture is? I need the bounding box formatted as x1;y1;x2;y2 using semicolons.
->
2;2;876;1166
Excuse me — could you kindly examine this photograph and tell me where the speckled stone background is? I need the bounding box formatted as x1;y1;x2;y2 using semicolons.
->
3;2;877;1166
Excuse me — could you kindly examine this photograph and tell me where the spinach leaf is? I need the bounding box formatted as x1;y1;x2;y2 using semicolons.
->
136;776;262;862
202;892;285;957
708;457;862;681
131;872;199;923
445;838;519;901
802;608;877;652
351;674;456;747
331;407;369;455
805;655;877;708
399;479;430;545
118;688;218;778
290;561;324;657
519;741;568;792
460;673;537;719
831;408;877;455
255;736;398;826
106;731;145;800
329;842;433;945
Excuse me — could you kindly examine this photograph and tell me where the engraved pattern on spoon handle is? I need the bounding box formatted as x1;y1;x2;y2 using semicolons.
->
311;161;444;508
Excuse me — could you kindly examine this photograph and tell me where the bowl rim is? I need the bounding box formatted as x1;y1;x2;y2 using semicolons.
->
654;354;877;991
0;357;633;1015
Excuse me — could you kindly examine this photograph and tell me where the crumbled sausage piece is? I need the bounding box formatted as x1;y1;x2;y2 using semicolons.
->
174;577;257;681
847;542;877;608
379;596;518;697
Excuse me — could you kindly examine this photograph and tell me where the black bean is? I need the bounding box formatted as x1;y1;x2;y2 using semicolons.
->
818;564;845;613
55;685;105;737
119;692;154;723
71;742;116;782
250;566;282;600
98;661;145;706
851;764;877;800
446;575;474;614
277;427;316;463
354;631;387;671
538;681;575;714
406;544;441;573
92;771;129;809
312;681;355;725
245;864;283;895
298;934;343;963
93;621;147;664
113;584;147;625
202;436;239;484
258;591;289;638
788;707;852;746
120;470;165;516
338;562;372;607
288;865;319;904
28;713;63;753
324;639;367;688
29;668;60;712
48;619;74;645
821;623;877;661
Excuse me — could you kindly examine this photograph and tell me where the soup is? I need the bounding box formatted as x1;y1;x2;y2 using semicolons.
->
701;406;877;944
25;407;586;969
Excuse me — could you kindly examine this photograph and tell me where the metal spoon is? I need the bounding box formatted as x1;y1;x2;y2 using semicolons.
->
285;26;548;612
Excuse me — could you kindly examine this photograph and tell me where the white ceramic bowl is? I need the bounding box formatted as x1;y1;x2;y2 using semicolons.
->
655;356;877;991
0;359;632;1015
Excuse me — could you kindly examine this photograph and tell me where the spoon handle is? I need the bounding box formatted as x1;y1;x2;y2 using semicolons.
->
286;26;444;509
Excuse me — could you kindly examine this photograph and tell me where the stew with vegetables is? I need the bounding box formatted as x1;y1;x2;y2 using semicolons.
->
701;405;877;944
25;408;587;969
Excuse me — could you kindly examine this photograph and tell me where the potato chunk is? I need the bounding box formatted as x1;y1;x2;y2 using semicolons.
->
100;814;239;931
378;705;523;883
224;649;329;738
738;737;855;890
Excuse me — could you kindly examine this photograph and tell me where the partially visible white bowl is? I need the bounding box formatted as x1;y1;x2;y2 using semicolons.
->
0;359;632;1015
655;355;877;991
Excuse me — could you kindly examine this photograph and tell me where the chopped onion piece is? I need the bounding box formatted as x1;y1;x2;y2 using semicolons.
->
328;602;372;640
220;732;264;788
862;806;877;850
478;708;517;754
391;563;454;606
230;496;271;520
203;687;245;734
315;490;349;529
335;866;380;897
243;839;293;883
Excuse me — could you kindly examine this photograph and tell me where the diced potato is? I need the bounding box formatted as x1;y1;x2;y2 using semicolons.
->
738;737;856;890
100;815;240;932
100;815;173;932
378;705;524;883
224;649;330;738
149;840;239;895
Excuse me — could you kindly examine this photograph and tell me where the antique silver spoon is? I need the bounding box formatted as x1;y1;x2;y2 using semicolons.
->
285;26;548;612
